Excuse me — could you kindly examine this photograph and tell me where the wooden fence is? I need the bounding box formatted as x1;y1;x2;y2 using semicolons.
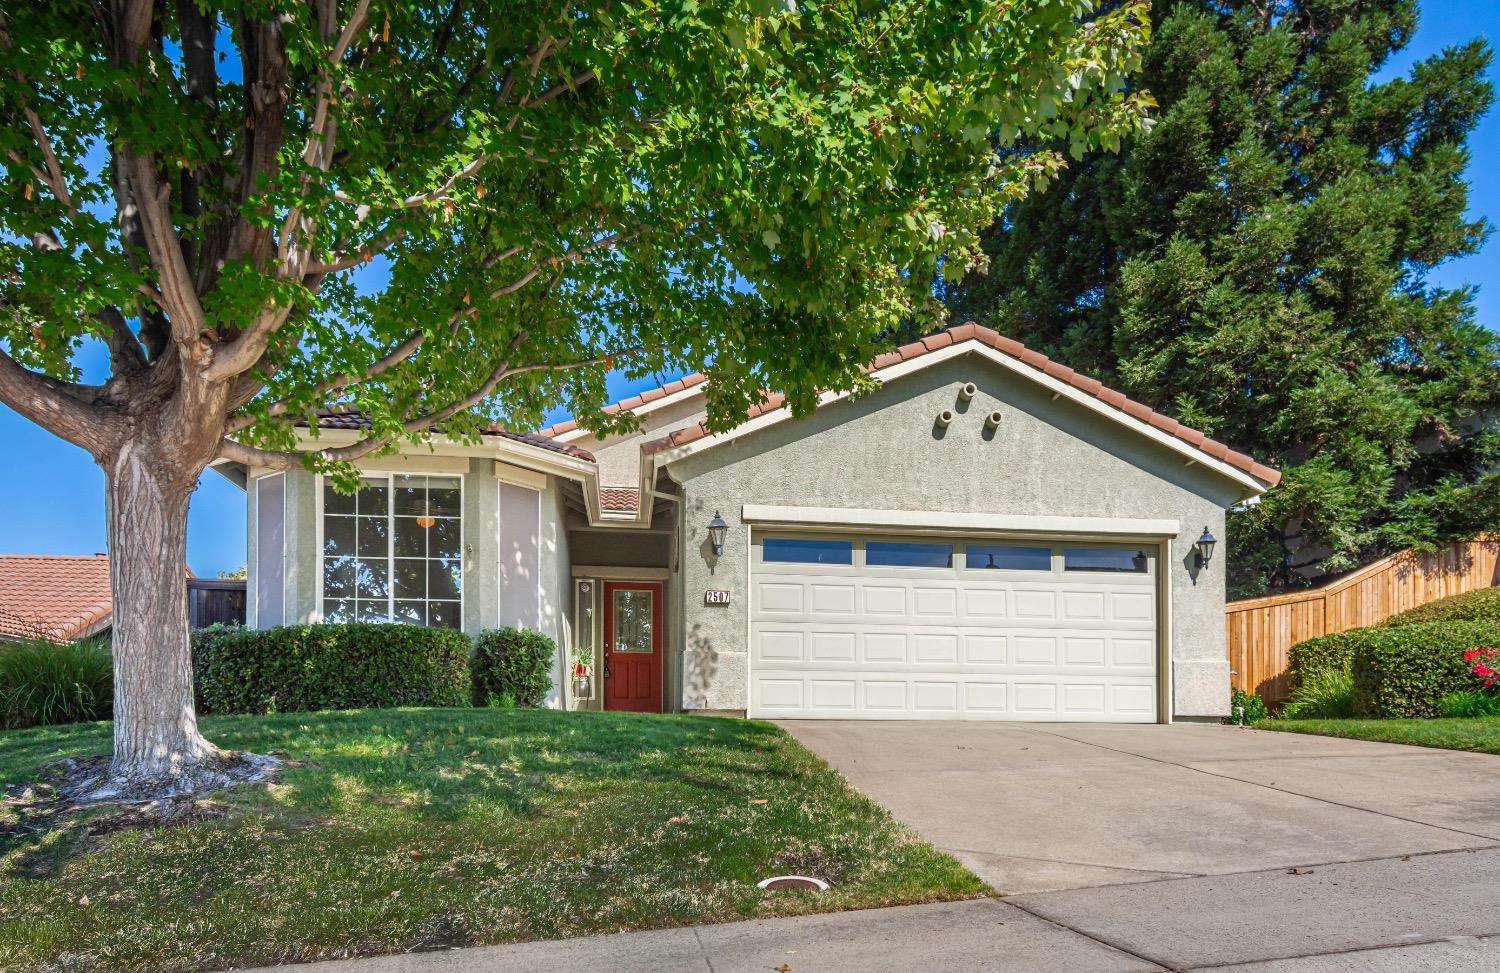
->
1227;535;1500;704
187;578;246;629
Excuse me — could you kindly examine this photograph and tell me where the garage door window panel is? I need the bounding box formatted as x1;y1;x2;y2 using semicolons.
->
866;541;953;568
965;545;1052;571
763;537;853;565
1064;547;1151;574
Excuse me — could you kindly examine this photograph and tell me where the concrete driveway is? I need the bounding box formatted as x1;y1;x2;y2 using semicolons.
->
780;720;1500;970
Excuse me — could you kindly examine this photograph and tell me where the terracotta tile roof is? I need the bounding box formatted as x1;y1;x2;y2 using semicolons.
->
539;373;709;438
302;410;596;462
599;487;641;513
640;322;1281;487
0;554;114;642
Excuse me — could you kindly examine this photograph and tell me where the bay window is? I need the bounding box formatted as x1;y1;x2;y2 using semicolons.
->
322;474;463;627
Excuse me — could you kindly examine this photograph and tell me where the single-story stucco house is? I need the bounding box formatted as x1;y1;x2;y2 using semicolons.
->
221;323;1280;723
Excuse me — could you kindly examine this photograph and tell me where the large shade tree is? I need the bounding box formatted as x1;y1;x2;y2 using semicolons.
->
0;0;1151;793
950;0;1500;596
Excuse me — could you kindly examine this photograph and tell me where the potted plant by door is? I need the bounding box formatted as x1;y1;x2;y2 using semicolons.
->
571;648;594;701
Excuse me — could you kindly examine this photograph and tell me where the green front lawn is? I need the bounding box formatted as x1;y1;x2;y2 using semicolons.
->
1260;716;1500;755
0;709;982;973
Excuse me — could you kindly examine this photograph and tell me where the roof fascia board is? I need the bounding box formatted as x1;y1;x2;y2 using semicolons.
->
741;503;1180;539
650;342;1270;495
552;380;708;443
289;427;596;481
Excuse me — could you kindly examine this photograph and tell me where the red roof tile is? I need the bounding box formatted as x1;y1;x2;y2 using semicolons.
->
538;373;709;439
0;554;114;641
302;410;596;462
599;487;640;513
640;322;1281;487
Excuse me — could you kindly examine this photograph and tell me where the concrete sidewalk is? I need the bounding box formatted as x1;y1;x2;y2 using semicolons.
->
241;863;1500;973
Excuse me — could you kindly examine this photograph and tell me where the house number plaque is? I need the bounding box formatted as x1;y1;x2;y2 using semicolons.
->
704;589;732;606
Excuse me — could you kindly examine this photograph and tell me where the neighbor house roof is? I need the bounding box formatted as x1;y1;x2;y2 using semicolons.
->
305;409;596;462
0;554;115;642
638;322;1282;488
538;373;708;439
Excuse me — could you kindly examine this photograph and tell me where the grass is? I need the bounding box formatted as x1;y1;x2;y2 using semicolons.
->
1260;715;1500;755
0;708;981;972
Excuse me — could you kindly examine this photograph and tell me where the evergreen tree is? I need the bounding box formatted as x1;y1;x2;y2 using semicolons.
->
953;0;1499;596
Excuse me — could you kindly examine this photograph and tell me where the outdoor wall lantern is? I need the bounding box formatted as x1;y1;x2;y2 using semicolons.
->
1194;526;1217;570
707;511;729;556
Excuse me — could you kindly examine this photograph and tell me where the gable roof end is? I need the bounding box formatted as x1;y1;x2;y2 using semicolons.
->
640;322;1281;489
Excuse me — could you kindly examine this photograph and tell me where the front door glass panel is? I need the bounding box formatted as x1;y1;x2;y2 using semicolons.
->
613;589;653;652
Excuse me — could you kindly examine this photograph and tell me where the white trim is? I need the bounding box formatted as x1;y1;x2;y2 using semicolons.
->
1158;536;1174;725
494;460;548;491
551;380;707;442
741;504;1179;540
650;341;1273;494
570;565;671;580
353;453;469;475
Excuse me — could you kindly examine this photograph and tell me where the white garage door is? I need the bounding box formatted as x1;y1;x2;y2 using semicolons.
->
749;533;1160;722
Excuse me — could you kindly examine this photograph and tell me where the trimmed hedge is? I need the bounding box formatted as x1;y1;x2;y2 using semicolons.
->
1351;621;1500;718
198;623;470;715
191;623;241;712
472;627;554;707
1287;629;1363;693
1381;586;1500;628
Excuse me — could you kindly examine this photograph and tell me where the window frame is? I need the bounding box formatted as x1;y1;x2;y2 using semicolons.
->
316;471;466;628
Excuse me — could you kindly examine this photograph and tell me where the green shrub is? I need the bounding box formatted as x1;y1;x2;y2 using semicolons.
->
1282;669;1355;720
0;636;113;729
1437;690;1500;719
199;623;470;715
191;623;242;713
1382;586;1500;627
1351;621;1500;718
1226;687;1268;724
1287;630;1363;694
471;627;554;708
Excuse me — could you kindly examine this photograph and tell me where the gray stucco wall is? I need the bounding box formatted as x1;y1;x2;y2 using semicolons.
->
665;352;1248;719
574;396;708;486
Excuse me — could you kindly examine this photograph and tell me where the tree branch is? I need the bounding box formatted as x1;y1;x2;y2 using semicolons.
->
0;18;76;216
97;306;147;375
224;328;427;433
0;347;114;456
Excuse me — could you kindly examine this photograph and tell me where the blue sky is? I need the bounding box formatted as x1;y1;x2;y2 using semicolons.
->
1;1;1496;576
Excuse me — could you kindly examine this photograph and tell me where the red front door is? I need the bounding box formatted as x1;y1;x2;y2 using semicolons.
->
603;581;663;713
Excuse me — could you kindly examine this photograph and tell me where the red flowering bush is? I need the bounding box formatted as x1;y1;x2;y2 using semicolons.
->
1463;646;1499;688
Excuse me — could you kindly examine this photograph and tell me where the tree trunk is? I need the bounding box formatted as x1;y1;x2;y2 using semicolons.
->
99;439;224;792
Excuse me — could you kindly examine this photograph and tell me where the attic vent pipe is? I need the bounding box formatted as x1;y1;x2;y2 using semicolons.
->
935;409;954;429
985;411;1003;429
958;382;978;402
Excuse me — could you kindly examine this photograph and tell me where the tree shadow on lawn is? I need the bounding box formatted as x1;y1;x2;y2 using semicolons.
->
2;708;814;879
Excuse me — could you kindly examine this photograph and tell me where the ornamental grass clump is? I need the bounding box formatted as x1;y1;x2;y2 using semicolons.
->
0;636;113;729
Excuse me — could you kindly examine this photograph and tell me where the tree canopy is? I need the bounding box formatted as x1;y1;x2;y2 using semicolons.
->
2;0;1154;465
0;0;1153;791
951;0;1499;596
